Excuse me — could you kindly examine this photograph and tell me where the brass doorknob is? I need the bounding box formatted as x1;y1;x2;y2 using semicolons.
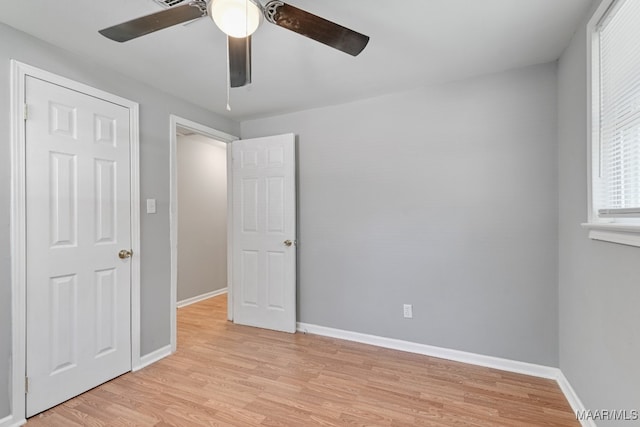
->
118;249;133;259
284;240;293;247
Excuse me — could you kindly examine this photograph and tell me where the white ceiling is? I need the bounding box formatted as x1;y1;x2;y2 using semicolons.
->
0;0;592;120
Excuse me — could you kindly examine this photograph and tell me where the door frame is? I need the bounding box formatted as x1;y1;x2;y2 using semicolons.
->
9;60;141;424
169;115;238;351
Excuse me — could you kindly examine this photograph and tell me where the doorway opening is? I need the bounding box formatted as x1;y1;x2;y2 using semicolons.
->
169;115;237;351
176;129;228;307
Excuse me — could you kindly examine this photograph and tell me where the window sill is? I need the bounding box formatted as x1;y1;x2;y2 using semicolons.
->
581;223;640;247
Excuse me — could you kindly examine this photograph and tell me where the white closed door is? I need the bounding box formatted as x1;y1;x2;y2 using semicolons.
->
232;134;297;333
25;76;132;417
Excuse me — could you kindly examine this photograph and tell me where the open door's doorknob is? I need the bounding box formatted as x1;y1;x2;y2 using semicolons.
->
118;249;133;259
284;240;293;247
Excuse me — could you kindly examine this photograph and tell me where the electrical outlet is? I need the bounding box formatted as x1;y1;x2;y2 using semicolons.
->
403;304;413;319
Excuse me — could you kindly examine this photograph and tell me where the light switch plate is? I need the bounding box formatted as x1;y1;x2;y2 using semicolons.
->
146;198;157;214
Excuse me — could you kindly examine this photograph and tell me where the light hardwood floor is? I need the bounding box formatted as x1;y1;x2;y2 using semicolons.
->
27;294;578;426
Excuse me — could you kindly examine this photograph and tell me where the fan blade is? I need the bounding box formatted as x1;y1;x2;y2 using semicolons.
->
228;36;252;88
265;2;369;56
99;2;207;42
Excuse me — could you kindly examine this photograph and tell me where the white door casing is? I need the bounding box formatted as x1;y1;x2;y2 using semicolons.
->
232;134;297;333
25;76;132;416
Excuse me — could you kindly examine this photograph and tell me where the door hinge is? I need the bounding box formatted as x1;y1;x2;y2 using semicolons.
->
25;376;29;394
23;104;29;121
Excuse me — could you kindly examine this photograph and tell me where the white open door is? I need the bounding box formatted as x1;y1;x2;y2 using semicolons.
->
232;134;297;333
25;76;132;416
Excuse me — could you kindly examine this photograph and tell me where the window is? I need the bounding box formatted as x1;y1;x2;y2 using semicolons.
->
586;0;640;247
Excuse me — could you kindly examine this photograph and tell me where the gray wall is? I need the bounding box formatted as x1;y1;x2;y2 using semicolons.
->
177;135;227;302
558;1;640;422
9;5;636;420
0;23;238;419
242;62;559;366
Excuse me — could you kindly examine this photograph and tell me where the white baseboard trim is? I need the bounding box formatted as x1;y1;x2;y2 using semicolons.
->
556;371;596;427
296;322;589;426
177;288;227;308
134;344;172;371
0;415;26;427
297;322;559;378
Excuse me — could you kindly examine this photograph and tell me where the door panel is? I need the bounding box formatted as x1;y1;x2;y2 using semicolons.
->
241;178;259;232
95;159;117;243
49;152;77;246
266;251;285;309
49;274;78;373
95;268;117;356
232;134;296;333
25;76;132;417
266;176;285;232
241;250;259;306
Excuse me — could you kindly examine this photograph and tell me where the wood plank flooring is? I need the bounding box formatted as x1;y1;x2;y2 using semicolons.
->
27;295;578;426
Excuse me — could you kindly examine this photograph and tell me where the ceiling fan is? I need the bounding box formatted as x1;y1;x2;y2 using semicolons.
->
99;0;370;88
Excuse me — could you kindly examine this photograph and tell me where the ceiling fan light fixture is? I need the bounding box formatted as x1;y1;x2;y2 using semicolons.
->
209;0;263;38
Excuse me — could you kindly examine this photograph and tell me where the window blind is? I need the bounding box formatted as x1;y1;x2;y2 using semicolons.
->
598;0;640;215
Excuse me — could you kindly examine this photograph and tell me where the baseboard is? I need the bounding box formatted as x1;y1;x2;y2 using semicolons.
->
297;322;560;379
134;344;172;371
0;415;26;427
177;288;227;308
296;322;590;426
556;372;596;427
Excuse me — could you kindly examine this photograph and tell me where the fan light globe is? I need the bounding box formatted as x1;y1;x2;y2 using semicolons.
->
209;0;262;38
